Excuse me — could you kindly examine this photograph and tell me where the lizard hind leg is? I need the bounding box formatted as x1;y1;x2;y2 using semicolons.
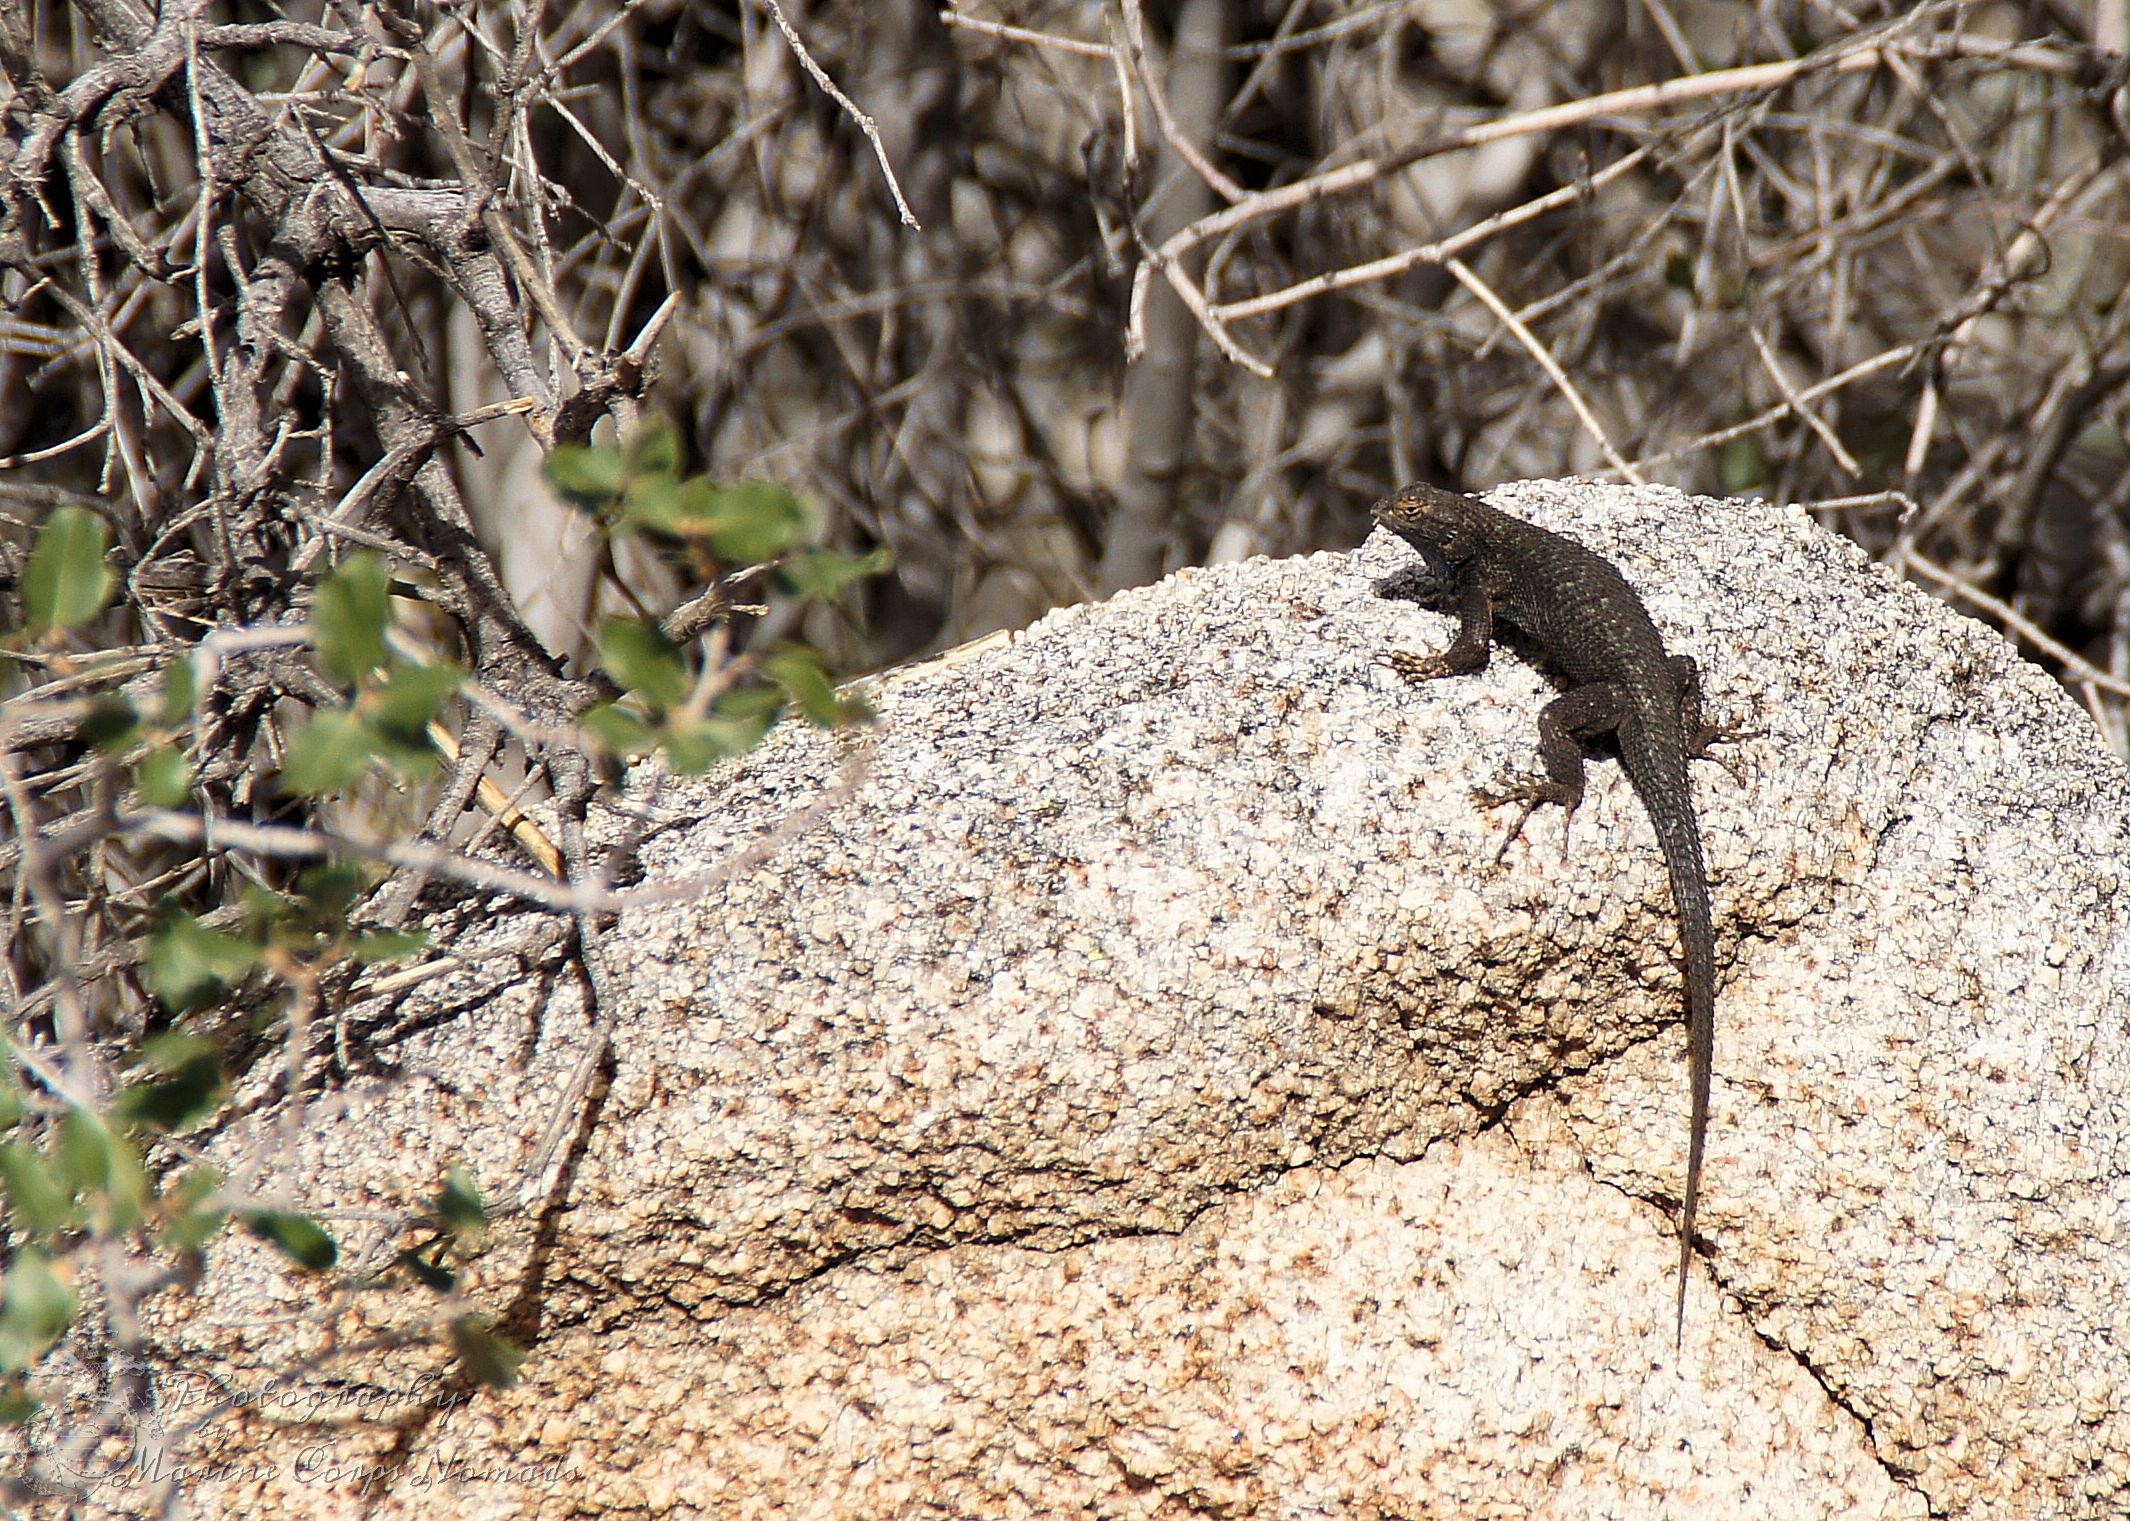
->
1672;654;1760;785
1476;681;1624;862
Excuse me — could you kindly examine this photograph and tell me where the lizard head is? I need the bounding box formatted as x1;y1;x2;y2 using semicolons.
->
1371;483;1486;560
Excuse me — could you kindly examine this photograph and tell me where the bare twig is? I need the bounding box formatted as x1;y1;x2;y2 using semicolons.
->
1445;256;1641;483
1747;323;1860;477
1209;149;1652;324
756;0;922;230
1119;0;1244;205
1148;27;2083;277
1902;552;2130;702
937;11;1111;58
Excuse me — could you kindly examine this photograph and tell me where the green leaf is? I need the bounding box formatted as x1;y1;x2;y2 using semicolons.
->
369;661;464;737
349;929;427;964
760;648;846;727
105;1148;147;1235
238;883;295;922
366;725;443;782
161;659;196;725
146;910;259;1011
449;1314;526;1389
577;702;656;758
55;1114;145;1234
242;1210;338;1272
659;724;731;774
0;1380;41;1425
80;695;140;753
279;708;374;795
55;1110;112;1195
312;553;391;685
0;1251;77;1375
777;546;893;601
620;478;815;561
134;746;192;808
616;475;696;538
160;1167;225;1254
699;481;812;564
663;710;777;773
1719;432;1771;495
0;1140;78;1237
716;684;787;722
399;1244;457;1293
432;1165;487;1238
114;1033;226;1133
21;506;113;635
292;864;364;927
624;418;681;480
596;618;690;713
543;443;629;506
0;1083;19;1135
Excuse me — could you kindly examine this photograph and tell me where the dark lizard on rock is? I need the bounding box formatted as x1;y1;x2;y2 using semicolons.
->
1371;482;1737;1344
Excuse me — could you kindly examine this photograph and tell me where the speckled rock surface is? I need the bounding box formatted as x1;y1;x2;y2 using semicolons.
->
38;480;2130;1519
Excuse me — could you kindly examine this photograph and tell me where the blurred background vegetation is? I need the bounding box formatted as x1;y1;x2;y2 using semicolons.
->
3;0;2129;1497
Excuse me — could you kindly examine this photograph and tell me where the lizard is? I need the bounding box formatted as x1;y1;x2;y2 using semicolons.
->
1370;482;1738;1344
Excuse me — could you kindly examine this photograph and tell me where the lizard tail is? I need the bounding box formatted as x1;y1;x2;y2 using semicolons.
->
1653;804;1716;1350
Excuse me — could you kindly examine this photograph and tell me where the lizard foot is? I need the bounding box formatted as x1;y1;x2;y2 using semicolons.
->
1472;777;1580;864
1378;649;1458;683
1689;717;1762;788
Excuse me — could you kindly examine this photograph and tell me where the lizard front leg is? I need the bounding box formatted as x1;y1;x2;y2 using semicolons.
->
1378;578;1494;681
